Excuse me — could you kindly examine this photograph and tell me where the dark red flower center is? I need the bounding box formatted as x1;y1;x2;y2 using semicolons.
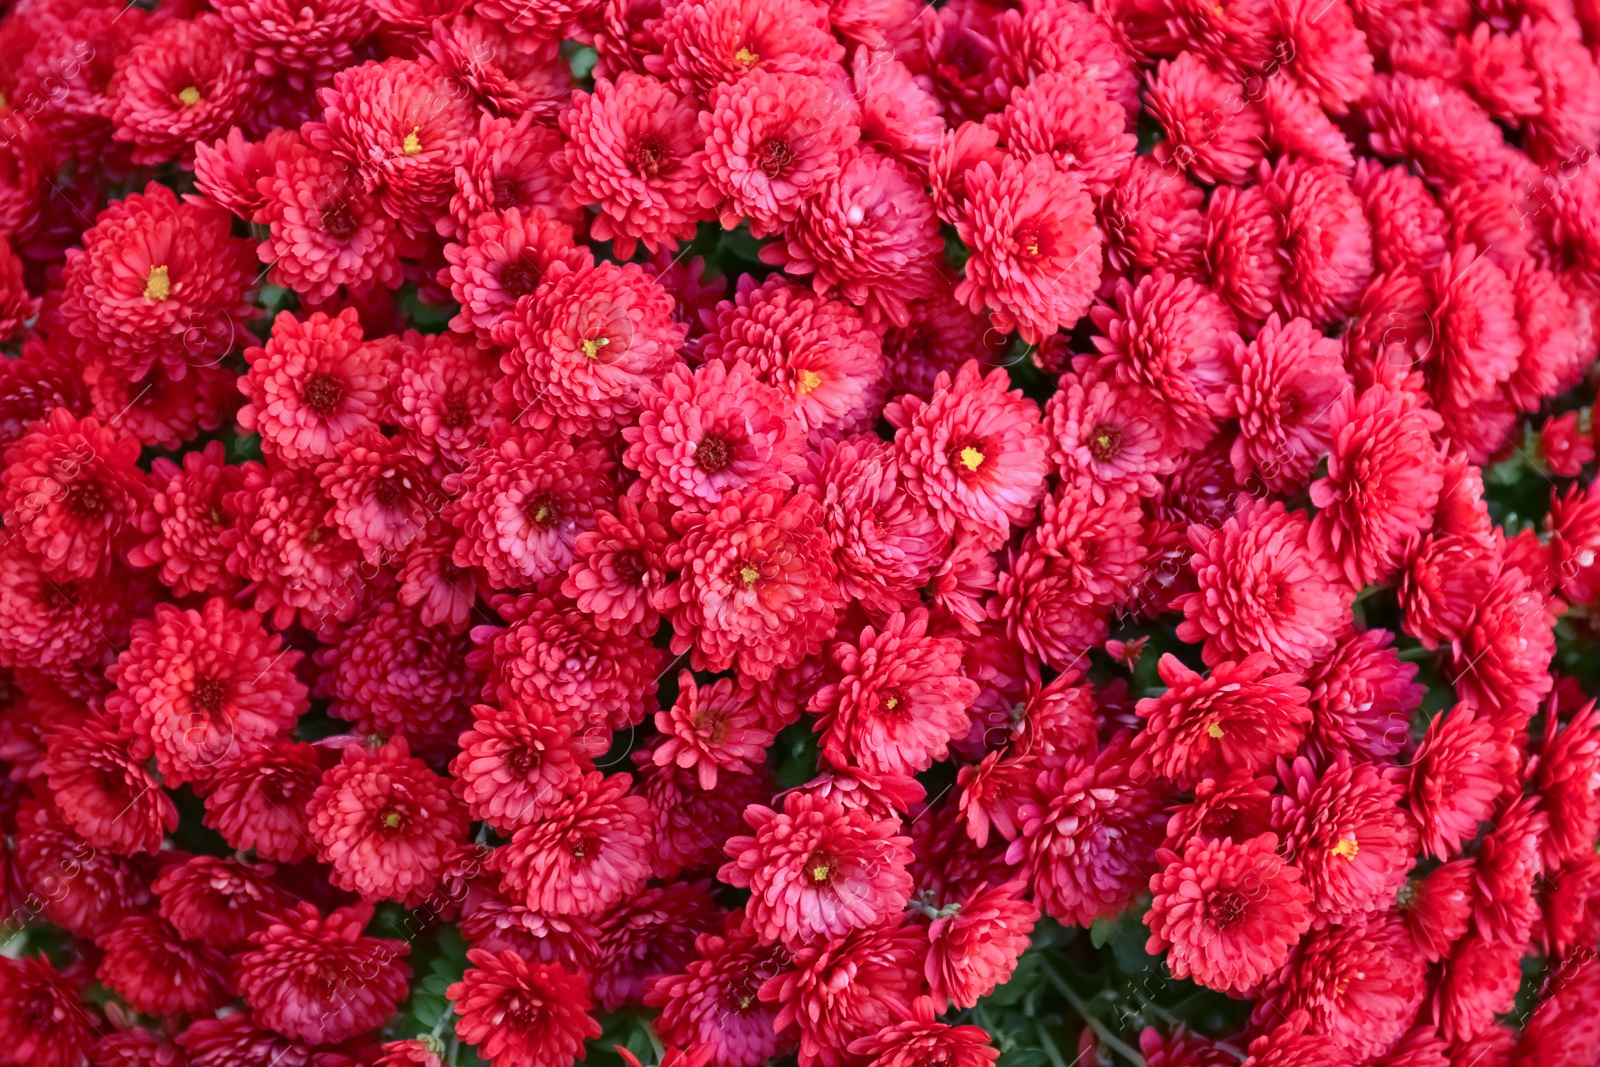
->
321;199;358;242
1210;890;1246;928
500;257;542;298
631;133;672;178
757;137;795;178
804;851;837;886
1088;424;1122;462
612;550;646;585
65;481;106;519
571;835;599;861
442;396;473;429
524;493;558;529
191;675;229;714
695;434;732;473
505;745;540;775
374;472;408;509
302;373;345;415
877;688;909;719
1014;220;1052;263
491;177;520;211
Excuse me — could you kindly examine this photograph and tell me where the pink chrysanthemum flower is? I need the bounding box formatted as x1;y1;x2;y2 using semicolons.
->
762;923;925;1067
1176;498;1351;671
656;488;843;680
1007;743;1166;926
810;608;978;776
1273;754;1418;926
80;356;234;453
307;738;469;905
636;747;777;879
320;433;440;565
426;16;570;120
851;47;946;171
1408;705;1500;861
1148;53;1266;185
389;332;505;470
303;57;478;235
1042;371;1172;500
926;879;1039;1010
1221;316;1352;493
106;598;306;784
60;183;257;381
447;112;572;240
762;148;943;327
255;146;402;303
1362;73;1510;189
1133;653;1312;787
237;308;393;467
562;71;708;257
107;15;259;167
1203;184;1284;332
460;893;600;968
443;426;615;591
697;275;887;436
194;126;302;219
592;881;723;1010
985;66;1134;197
198;738;322;863
448;949;600;1067
1301;628;1424;763
644;0;845;99
888;360;1051;551
700;69;860;235
954;153;1102;343
623;359;804;510
848;996;1000;1067
443;207;593;343
1145;834;1312;994
721;790;913;947
210;0;378;81
1258;157;1373;326
0;407;149;581
489;769;653;916
13;795;153;938
44;709;176;856
653;671;771;789
237;902;409;1045
560;496;672;635
152;854;292;949
451;700;589;830
1100;155;1206;278
646;912;793;1067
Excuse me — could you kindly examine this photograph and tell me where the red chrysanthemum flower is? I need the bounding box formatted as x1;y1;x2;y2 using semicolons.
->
446;112;572;242
313;599;477;758
0;954;98;1067
559;496;672;636
176;1012;337;1067
127;441;245;598
635;746;776;879
592;881;722;1010
1006;742;1167;926
653;671;771;789
44;709;176;855
320;433;441;566
256;145;402;303
1203;184;1285;332
108;14;259;167
926;879;1039;1010
0;407;149;580
497;260;688;436
699;69;859;235
1472;795;1546;947
1534;701;1600;870
152;854;292;949
697;275;886;436
0;236;38;343
81;355;235;453
426;16;570;120
1133;653;1312;788
443;206;592;343
762;148;943;327
1144;834;1312;994
107;597;306;783
954;153;1102;343
237;902;409;1045
985;66;1133;197
199;737;322;863
471;592;662;739
307;738;469;904
721;790;914;947
1408;704;1501;860
0;544;145;675
1362;73;1509;189
448;949;600;1067
1301;627;1424;763
1221;315;1351;492
224;464;366;630
489;770;653;916
389;331;505;470
848;995;1000;1067
1434;931;1523;1044
1148;53;1266;185
1273;754;1418;925
237;308;393;468
851;47;946;171
656;488;843;680
810;608;978;775
623;358;804;511
60;182;256;381
1042;371;1172;500
210;0;378;80
761;922;926;1067
452;700;589;830
96;914;232;1016
646;912;793;1067
644;0;844;99
1449;561;1557;730
1258;158;1373;326
13;794;153;938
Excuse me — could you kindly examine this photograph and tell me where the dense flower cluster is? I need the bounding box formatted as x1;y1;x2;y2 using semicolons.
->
2;0;1600;1066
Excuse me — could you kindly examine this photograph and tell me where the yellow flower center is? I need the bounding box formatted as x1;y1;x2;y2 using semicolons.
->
533;505;550;523
734;47;758;66
582;337;609;359
1206;720;1224;739
382;811;402;829
143;265;171;301
178;86;201;106
1331;837;1359;859
884;695;899;711
958;446;985;472
402;127;422;156
797;368;822;394
740;566;760;586
810;864;830;883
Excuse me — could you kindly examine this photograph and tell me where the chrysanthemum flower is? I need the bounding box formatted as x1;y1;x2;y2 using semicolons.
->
1203;184;1285;332
1434;931;1523;1044
256;146;402;303
592;881;723;1010
307;738;469;904
762;148;943;327
81;356;234;452
460;893;600;969
848;995;1000;1067
1363;73;1510;188
851;47;946;171
644;0;845;99
446;112;572;241
0;955;98;1067
0;407;149;580
697;275;887;436
443;206;592;343
925;879;1039;1010
60;183;256;381
389;332;505;470
1133;653;1311;787
96;914;232;1017
107;15;259;167
1147;53;1266;185
448;949;600;1067
44;709;176;855
656;488;842;680
559;496;671;636
237;902;409;1045
1472;795;1546;947
320;433;440;565
646;912;793;1067
13;795;154;938
1301;628;1424;763
985;66;1133;197
1163;772;1276;850
1273;754;1417;925
497;260;687;436
443;426;616;590
194;738;321;862
426;16;570;120
1042;371;1172;499
194;126;302;219
653;671;771;789
1533;701;1600;870
1259;157;1373;326
152;854;292;949
471;592;662;740
210;0;378;81
721;791;913;946
1007;742;1166;926
700;69;859;235
1144;834;1312;994
107;598;306;783
762;922;926;1067
490;770;651;916
1221;316;1351;493
636;747;776;879
451;700;588;830
1449;562;1556;730
1407;705;1500;860
623;359;804;510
